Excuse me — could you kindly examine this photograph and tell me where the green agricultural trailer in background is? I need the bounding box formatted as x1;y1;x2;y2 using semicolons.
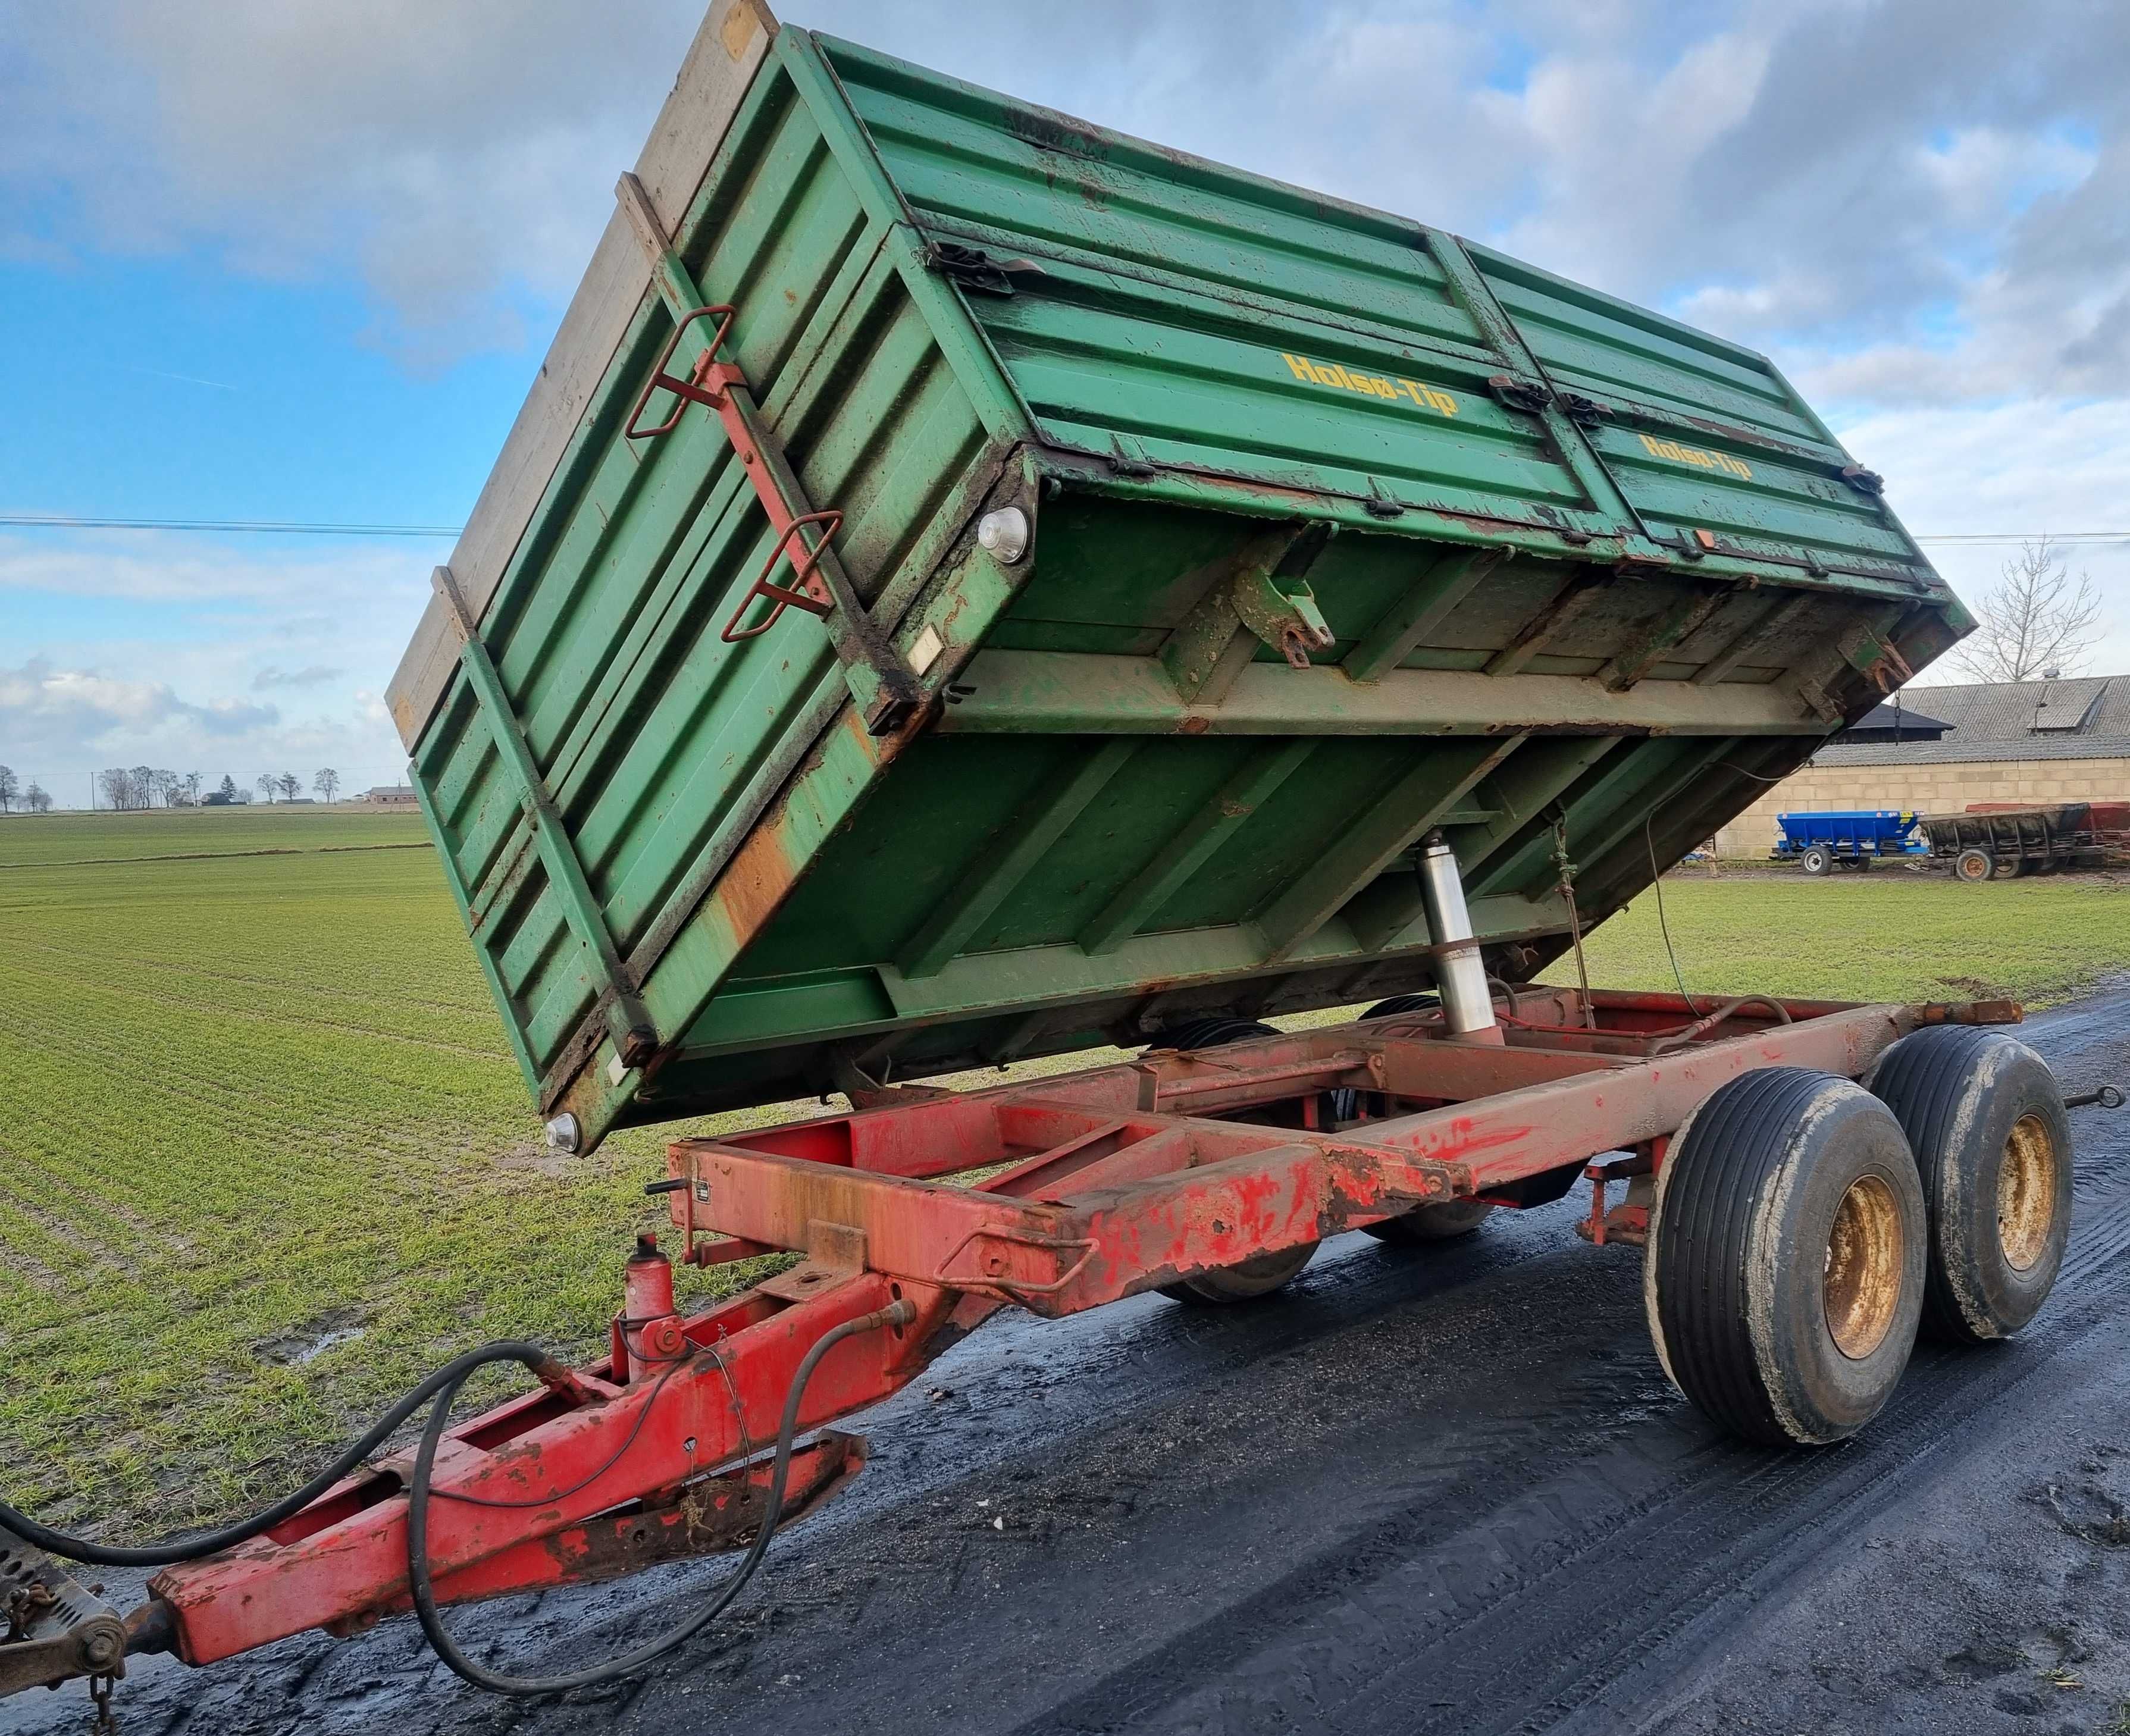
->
17;3;2093;1719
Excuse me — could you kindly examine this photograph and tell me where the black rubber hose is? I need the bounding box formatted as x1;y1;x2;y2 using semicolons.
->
0;1341;559;1569
406;1301;911;1696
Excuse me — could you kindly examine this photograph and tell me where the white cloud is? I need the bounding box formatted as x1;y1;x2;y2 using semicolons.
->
5;0;2130;783
1;531;427;799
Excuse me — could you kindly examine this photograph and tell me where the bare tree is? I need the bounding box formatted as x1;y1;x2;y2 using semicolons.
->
314;767;342;803
277;772;302;803
183;771;203;804
256;773;278;804
99;767;151;810
1951;538;2104;683
24;782;51;814
152;769;183;808
0;766;16;813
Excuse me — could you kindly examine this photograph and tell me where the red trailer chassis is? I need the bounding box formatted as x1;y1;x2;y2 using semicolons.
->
25;986;2018;1693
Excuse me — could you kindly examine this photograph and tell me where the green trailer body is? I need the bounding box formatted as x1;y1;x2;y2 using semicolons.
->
387;0;1968;1152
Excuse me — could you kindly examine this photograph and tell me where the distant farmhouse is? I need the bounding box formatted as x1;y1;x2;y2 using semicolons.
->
364;785;418;807
1719;675;2130;853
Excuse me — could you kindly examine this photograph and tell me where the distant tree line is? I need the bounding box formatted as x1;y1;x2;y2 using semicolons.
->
11;767;347;813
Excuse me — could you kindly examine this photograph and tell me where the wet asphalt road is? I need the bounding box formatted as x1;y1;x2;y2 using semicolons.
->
13;988;2130;1736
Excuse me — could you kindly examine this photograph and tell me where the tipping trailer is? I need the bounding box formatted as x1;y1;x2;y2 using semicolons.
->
1925;801;2130;881
5;1;2093;1716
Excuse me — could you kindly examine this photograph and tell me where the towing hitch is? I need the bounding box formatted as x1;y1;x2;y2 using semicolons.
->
0;1523;137;1715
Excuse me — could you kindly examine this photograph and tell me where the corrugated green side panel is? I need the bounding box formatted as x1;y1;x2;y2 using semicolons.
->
410;43;995;1085
1467;245;1925;580
820;36;1931;591
825;38;1608;539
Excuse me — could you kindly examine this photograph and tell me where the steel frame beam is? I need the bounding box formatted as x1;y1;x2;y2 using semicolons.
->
135;986;1967;1687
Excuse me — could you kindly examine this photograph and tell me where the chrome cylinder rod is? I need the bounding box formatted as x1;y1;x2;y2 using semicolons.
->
1417;831;1501;1041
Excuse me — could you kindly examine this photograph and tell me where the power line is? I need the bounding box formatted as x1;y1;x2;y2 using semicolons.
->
2;513;2127;547
1912;532;2130;546
0;515;459;537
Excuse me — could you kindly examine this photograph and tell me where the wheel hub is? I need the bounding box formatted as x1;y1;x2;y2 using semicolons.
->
1996;1113;2058;1271
1824;1173;1905;1359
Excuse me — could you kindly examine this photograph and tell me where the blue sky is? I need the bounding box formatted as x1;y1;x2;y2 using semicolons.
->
3;0;2126;807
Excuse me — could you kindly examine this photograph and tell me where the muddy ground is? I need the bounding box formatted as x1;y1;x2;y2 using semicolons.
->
12;989;2130;1736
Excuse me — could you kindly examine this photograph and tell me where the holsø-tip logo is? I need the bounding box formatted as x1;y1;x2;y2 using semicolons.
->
1280;352;1459;418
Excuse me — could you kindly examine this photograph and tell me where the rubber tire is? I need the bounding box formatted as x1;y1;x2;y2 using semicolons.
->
2006;856;2032;879
1954;848;1996;883
1358;993;1441;1021
1363;1198;1493;1245
1865;1026;2072;1343
1332;995;1443;1124
1152;1016;1280;1052
1147;1019;1321;1305
1646;1068;1926;1446
1799;845;1833;877
1160;1242;1317;1306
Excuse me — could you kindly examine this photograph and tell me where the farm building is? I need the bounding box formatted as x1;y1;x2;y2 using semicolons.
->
362;784;417;807
1716;673;2130;854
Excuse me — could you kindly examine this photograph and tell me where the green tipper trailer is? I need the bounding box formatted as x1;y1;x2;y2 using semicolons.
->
30;7;2093;1713
387;0;1968;1155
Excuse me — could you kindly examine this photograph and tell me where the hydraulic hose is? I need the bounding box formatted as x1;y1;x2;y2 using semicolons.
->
1;1299;911;1698
0;1341;560;1568
406;1299;913;1695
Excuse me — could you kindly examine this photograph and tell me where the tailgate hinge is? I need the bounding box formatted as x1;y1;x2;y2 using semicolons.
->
922;240;1044;296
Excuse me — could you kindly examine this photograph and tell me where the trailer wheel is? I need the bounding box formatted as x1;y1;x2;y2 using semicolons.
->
1160;1242;1318;1305
1865;1026;2072;1342
1953;847;1996;883
1799;845;1833;876
1363;1198;1493;1245
1147;1018;1321;1303
1646;1068;1925;1446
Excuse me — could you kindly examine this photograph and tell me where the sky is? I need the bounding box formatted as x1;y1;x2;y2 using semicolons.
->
2;0;2126;807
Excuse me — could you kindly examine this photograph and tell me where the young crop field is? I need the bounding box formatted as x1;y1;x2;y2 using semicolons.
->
3;813;2129;1540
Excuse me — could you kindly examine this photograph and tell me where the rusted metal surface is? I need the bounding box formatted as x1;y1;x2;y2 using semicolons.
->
114;985;1999;1684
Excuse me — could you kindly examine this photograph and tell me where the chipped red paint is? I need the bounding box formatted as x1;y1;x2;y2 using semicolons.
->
137;986;1954;1674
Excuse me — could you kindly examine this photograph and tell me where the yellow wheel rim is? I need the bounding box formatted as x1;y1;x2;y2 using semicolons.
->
1824;1173;1905;1360
1997;1113;2058;1273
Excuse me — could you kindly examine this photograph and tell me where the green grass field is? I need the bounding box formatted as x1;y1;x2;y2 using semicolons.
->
3;810;2128;1538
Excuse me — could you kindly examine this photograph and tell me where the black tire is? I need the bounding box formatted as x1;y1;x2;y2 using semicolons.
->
1953;847;1995;883
1799;845;1833;876
1646;1068;1925;1446
1159;1242;1317;1306
1865;1026;2072;1343
1358;993;1440;1021
1363;1198;1493;1245
1146;1019;1320;1304
1152;1016;1280;1052
1330;995;1443;1125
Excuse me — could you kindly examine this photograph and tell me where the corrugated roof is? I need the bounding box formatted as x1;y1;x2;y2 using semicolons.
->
1813;737;2130;767
1812;675;2130;766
